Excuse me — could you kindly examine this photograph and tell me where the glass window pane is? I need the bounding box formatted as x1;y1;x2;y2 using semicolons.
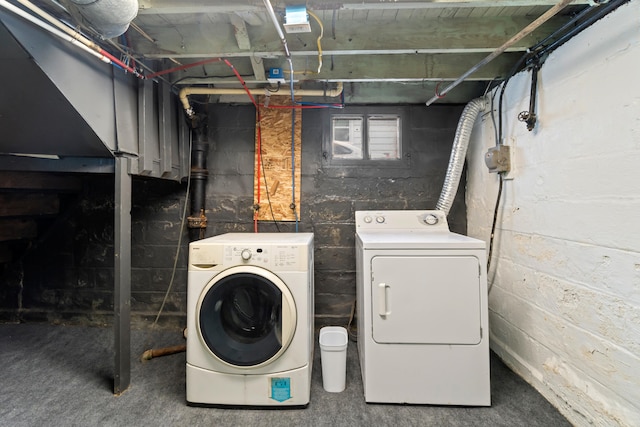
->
332;117;363;159
368;117;400;160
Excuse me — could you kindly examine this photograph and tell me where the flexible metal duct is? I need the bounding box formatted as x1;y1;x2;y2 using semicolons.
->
62;0;138;39
436;97;486;215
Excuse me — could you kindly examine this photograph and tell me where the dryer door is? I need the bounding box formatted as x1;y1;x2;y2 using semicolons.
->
196;265;297;367
371;255;481;345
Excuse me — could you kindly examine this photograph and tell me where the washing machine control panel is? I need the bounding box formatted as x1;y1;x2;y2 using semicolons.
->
224;245;304;270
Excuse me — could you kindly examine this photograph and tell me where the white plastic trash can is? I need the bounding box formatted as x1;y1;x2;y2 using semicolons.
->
319;326;348;393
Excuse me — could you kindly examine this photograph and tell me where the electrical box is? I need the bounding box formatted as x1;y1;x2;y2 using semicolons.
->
267;68;285;84
484;145;511;174
283;5;311;33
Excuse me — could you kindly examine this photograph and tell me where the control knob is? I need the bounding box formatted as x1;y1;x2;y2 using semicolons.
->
241;249;252;260
424;214;439;225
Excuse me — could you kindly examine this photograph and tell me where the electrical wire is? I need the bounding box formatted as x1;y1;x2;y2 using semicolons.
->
347;299;357;342
486;173;503;293
291;106;298;232
221;56;341;230
307;10;324;74
104;38;167;83
0;0;143;77
253;105;263;233
259;147;281;232
282;69;318;75
221;59;265;232
331;9;337;40
265;104;341;109
490;85;500;148
265;81;282;93
171;74;253;85
146;57;222;79
153;130;193;326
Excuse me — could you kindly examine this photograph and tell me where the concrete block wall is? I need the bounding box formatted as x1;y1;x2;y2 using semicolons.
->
0;176;190;326
465;2;640;425
204;104;467;327
0;104;467;329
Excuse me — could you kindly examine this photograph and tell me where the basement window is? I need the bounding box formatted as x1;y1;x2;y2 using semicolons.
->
329;114;402;162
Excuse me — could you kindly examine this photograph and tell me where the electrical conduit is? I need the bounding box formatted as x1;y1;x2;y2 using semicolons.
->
2;0;140;76
425;0;575;106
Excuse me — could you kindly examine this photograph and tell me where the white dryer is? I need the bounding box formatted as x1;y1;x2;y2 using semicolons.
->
186;233;314;407
356;210;490;406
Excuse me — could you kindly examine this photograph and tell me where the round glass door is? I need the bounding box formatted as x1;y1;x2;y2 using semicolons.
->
197;266;296;367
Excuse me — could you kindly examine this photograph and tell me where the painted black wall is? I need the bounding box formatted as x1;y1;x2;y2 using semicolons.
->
0;103;467;328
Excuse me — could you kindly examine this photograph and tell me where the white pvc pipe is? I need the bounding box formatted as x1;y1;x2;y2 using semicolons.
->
15;0;98;49
178;83;344;117
0;0;110;63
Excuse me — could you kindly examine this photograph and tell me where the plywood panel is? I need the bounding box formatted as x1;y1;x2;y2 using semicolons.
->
253;97;302;222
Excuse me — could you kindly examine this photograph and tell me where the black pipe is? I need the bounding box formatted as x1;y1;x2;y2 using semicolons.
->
538;0;631;57
496;0;630;144
187;121;209;241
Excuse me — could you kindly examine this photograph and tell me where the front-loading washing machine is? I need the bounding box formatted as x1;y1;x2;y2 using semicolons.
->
186;233;314;406
356;210;490;406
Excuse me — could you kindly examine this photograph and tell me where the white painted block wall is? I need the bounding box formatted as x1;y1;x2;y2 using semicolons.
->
465;2;640;426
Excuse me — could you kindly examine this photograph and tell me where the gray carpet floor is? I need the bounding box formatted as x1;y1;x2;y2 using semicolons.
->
0;323;570;426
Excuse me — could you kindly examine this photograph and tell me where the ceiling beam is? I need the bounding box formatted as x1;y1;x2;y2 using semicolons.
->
131;15;571;59
137;0;590;15
160;51;522;83
141;47;524;60
339;0;590;10
229;14;266;81
286;52;523;81
230;14;250;50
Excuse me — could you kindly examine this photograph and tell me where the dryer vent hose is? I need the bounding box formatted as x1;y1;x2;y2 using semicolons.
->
436;97;486;215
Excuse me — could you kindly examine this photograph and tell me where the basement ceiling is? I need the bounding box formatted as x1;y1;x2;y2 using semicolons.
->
129;0;591;104
19;0;593;105
150;0;598;103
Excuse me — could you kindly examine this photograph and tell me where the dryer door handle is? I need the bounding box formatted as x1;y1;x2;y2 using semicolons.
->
378;283;391;317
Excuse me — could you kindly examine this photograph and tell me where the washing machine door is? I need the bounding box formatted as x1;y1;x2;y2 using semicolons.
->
196;265;297;368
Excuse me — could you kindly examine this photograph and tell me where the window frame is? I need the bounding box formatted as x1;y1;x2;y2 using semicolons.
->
323;108;409;168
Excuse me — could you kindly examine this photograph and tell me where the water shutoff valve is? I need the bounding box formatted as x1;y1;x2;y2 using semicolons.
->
485;145;511;174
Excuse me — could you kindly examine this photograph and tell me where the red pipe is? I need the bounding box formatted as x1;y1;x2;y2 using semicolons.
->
146;58;222;79
99;48;140;76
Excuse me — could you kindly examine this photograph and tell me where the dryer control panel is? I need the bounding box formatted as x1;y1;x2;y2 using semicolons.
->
356;210;450;232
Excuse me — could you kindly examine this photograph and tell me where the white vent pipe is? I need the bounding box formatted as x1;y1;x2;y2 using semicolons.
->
178;83;343;118
436;97;487;215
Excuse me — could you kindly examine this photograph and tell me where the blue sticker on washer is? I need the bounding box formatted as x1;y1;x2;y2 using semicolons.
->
271;377;291;402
